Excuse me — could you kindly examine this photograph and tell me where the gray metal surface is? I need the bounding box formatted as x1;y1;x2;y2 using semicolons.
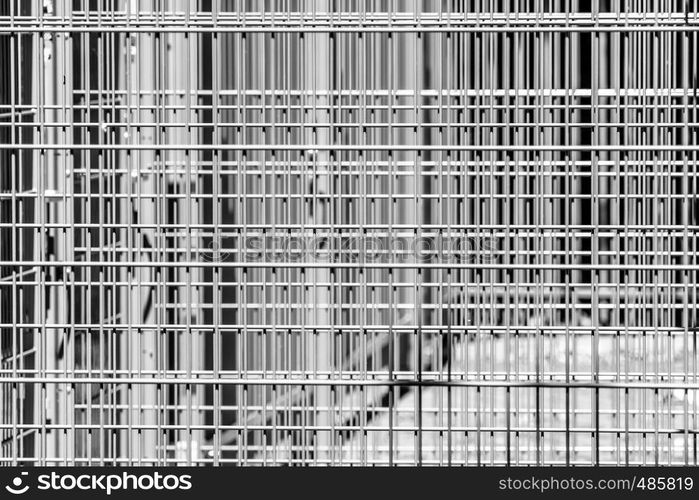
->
1;0;698;466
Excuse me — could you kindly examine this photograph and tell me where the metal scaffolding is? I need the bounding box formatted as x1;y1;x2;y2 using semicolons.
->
1;0;699;466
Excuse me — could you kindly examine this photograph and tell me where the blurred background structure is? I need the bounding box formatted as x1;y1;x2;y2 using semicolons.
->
1;0;699;465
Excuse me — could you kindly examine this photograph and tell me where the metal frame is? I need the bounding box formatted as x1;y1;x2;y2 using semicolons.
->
1;0;699;466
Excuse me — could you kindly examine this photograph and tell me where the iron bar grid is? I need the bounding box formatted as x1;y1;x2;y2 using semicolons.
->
1;0;699;466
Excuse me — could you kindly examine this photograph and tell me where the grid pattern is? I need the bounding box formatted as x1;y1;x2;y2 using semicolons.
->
1;0;699;466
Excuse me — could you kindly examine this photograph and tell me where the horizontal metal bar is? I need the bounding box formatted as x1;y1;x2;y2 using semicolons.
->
0;424;696;434
0;20;699;36
1;377;699;390
2;261;698;270
0;325;692;333
2;144;698;151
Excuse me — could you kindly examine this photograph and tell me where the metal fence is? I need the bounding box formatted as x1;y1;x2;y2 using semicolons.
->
1;0;698;466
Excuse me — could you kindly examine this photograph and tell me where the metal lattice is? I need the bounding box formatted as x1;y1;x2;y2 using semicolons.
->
1;0;699;466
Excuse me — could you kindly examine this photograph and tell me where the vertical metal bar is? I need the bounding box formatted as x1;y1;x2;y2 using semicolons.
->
304;0;332;465
124;0;158;464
